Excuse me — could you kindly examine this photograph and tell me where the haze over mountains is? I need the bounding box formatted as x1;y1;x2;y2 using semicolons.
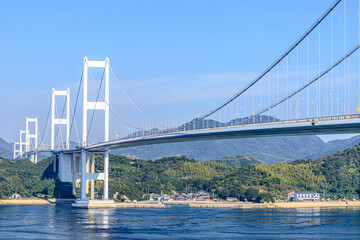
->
113;115;360;164
0;138;13;159
3;115;360;164
113;134;360;164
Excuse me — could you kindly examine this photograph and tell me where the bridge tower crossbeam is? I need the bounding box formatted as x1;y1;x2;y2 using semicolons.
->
51;88;70;150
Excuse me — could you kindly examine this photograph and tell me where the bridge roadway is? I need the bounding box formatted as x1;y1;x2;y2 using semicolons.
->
37;114;360;154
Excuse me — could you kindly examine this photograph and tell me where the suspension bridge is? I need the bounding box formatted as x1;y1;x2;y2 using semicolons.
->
12;0;360;207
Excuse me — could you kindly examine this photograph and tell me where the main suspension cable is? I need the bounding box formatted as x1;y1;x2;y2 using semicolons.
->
199;0;342;120
88;66;144;132
110;66;167;129
254;44;360;118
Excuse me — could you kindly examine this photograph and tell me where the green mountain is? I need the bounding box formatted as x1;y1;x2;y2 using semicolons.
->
290;144;360;199
1;141;359;201
107;143;360;200
212;155;261;167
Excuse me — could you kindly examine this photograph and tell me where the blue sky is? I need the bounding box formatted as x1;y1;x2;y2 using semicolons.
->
1;0;359;143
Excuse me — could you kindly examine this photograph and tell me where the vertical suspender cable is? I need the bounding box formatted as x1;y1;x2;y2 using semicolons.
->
260;74;262;122
316;24;321;115
348;55;350;115
287;56;289;120
331;10;333;116
297;46;299;119
344;0;347;115
237;91;240;124
307;36;310;118
337;65;339;115
268;72;270;120
277;65;279;120
245;87;247;123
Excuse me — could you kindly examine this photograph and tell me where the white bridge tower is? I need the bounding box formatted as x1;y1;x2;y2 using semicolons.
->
74;56;111;206
26;117;38;162
13;142;20;159
19;129;27;157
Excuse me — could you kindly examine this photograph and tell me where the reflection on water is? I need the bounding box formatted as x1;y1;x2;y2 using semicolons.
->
84;209;112;239
296;207;321;216
0;205;359;239
295;207;321;226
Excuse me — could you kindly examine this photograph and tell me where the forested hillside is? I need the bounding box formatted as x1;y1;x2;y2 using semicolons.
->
212;155;260;167
0;157;72;199
1;143;359;202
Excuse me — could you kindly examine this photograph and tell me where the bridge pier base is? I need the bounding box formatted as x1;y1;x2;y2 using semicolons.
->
71;199;116;208
80;149;86;201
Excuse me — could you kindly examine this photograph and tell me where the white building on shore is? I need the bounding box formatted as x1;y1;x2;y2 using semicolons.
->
294;192;320;201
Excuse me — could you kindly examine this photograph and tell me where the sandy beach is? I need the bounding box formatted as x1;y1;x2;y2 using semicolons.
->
0;199;72;205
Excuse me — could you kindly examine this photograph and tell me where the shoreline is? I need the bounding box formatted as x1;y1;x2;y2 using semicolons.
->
1;199;360;209
166;201;360;208
0;199;73;205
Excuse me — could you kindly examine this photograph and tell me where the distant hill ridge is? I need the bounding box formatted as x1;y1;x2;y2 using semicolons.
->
113;133;360;164
111;115;360;164
0;137;13;159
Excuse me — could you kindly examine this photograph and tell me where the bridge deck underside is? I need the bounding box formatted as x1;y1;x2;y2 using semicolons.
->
29;117;360;155
84;118;360;152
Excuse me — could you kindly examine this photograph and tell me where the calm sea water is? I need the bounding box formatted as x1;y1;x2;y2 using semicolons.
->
0;204;359;239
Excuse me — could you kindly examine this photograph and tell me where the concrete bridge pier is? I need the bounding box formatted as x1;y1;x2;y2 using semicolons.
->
71;150;115;208
29;153;37;163
90;153;95;200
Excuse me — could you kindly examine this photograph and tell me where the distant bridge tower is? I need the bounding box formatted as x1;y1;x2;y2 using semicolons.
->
77;56;110;204
13;142;20;159
51;88;70;150
26;117;38;162
19;129;27;157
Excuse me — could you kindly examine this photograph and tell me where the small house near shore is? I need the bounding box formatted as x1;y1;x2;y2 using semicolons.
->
226;197;238;202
